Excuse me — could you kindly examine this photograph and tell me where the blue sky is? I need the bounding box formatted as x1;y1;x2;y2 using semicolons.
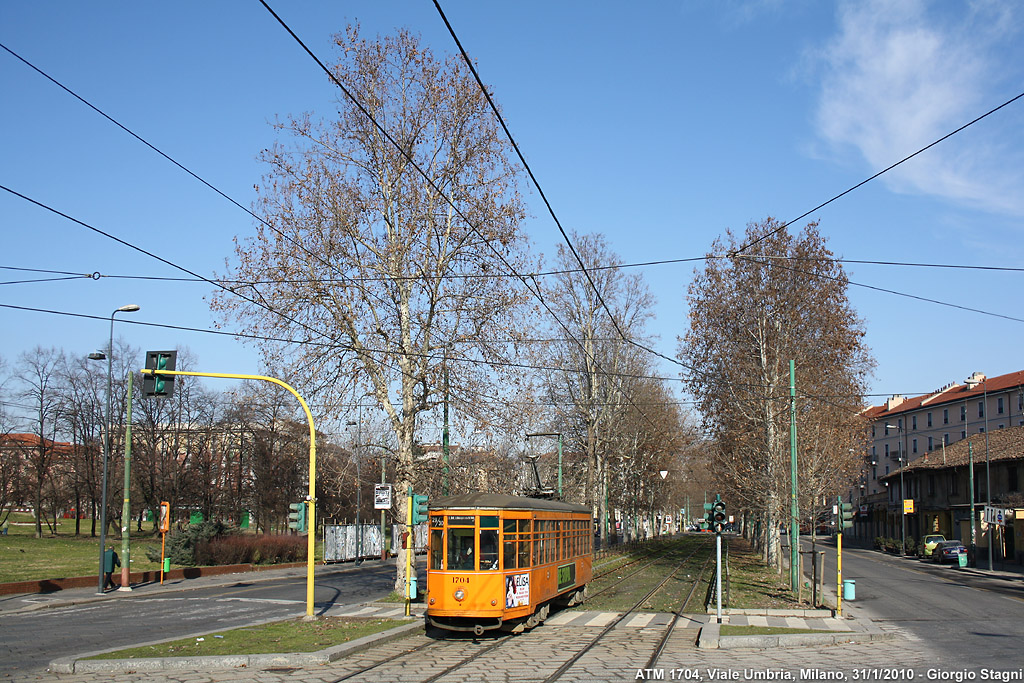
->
2;0;1023;415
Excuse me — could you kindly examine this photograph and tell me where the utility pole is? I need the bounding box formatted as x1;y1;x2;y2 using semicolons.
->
442;353;449;497
789;360;799;593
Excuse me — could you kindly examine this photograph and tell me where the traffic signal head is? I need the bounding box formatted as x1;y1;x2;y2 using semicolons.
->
288;501;307;532
411;494;429;525
712;500;727;533
143;350;177;398
839;502;855;530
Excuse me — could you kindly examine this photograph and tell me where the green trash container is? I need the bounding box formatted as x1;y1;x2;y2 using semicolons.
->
842;579;855;600
163;558;170;573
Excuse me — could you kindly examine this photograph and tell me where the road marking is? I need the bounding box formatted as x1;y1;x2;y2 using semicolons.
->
624;613;655;628
217;597;303;605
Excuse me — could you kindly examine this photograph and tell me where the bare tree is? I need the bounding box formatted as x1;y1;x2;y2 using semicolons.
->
0;356;26;527
214;26;532;591
678;218;874;567
15;346;64;537
538;232;658;535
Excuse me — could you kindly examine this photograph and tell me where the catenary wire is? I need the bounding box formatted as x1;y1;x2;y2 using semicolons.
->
430;0;686;376
256;1;673;429
731;88;1024;256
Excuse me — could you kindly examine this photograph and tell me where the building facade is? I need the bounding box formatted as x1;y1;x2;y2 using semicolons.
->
854;370;1024;554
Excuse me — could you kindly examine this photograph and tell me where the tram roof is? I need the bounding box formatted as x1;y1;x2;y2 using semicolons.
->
429;493;591;514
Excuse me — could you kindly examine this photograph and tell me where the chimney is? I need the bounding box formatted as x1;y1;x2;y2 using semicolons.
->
885;395;905;411
965;372;986;389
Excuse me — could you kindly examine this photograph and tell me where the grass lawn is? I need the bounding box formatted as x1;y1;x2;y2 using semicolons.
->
0;512;322;583
724;536;803;610
0;513;164;582
720;625;827;636
85;617;408;659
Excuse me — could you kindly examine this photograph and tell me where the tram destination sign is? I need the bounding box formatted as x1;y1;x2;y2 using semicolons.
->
373;484;392;510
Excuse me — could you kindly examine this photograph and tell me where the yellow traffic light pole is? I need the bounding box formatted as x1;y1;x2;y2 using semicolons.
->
140;369;318;618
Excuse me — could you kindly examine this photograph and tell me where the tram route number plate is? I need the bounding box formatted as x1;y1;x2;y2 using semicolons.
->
374;484;392;510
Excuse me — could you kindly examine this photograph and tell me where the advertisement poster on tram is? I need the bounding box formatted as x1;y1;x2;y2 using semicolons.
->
505;573;530;608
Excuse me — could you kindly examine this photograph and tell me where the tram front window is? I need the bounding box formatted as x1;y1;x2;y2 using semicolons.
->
448;528;475;570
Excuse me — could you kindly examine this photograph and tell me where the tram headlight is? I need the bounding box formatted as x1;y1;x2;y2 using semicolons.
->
454;588;466;602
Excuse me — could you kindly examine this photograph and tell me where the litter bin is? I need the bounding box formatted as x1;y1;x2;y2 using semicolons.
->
842;579;855;600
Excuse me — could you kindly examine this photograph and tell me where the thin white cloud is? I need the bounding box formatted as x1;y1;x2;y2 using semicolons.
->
811;0;1024;215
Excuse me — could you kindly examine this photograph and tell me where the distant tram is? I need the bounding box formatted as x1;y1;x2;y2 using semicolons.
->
425;493;592;634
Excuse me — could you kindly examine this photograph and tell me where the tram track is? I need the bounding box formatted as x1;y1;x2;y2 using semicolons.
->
539;537;713;683
325;536;714;683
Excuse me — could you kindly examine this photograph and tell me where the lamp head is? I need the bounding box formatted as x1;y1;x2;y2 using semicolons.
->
88;352;106;361
117;304;141;313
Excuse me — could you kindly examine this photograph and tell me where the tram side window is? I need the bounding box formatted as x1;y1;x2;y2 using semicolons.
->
479;529;499;570
430;529;444;570
448;528;475;570
503;538;517;569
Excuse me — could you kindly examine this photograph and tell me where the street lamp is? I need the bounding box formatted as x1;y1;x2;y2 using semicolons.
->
886;423;907;555
92;304;140;595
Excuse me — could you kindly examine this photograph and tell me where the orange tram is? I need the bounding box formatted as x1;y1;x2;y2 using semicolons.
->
425;493;592;635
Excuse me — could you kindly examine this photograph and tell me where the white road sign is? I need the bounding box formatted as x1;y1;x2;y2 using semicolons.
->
374;484;393;510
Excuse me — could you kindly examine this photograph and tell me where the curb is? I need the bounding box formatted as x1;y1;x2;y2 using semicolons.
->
49;620;424;674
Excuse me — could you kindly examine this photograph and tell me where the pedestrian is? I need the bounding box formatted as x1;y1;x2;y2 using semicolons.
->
1;518;8;535
103;546;120;591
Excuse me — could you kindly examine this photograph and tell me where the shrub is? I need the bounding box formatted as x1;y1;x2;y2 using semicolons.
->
194;534;306;566
145;519;236;566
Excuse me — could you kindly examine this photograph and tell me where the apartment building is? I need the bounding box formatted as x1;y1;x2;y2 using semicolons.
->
852;370;1024;545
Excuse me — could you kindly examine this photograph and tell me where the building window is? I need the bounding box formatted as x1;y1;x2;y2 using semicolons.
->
884;424;889;436
872;466;877;480
912;438;918;454
943;433;948;445
961;405;966;422
997;397;1004;414
885;444;890;457
999;424;1005;430
950;474;958;496
871;446;876;458
928;474;935;496
927;437;933;451
898;418;903;430
979;427;985;434
872;425;876;437
927;412;933;427
912;415;917;430
943;409;949;424
885;465;890;475
1009;466;1019;492
978;401;985;418
961;431;967;439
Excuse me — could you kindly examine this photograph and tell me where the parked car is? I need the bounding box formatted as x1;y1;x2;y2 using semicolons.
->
933;540;967;564
919;534;946;559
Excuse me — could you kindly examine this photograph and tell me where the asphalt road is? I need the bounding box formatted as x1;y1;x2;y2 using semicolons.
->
0;560;401;677
805;537;1024;670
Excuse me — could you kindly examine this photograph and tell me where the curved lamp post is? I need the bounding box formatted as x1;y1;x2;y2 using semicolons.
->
92;304;140;594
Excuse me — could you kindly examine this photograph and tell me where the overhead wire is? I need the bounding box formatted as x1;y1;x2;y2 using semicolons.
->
730;88;1024;256
738;254;1024;324
257;1;680;429
429;0;689;376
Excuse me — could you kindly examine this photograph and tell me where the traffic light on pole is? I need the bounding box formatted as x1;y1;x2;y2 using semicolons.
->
288;502;307;532
411;494;429;524
703;502;714;529
712;501;726;534
143;350;177;398
839;502;855;530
